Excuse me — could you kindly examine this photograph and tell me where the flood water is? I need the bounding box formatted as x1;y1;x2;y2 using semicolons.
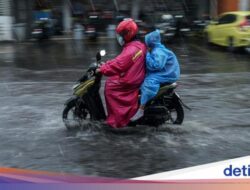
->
0;38;250;178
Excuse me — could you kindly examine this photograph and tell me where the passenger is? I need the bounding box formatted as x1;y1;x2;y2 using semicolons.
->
131;29;180;121
96;19;147;128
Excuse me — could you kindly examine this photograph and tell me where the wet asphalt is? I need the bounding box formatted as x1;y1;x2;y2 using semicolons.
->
0;37;250;178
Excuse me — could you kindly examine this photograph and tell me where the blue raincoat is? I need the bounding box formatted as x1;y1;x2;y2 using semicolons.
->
140;30;180;105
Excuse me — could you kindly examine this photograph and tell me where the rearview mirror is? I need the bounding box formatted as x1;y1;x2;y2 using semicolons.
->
96;49;106;62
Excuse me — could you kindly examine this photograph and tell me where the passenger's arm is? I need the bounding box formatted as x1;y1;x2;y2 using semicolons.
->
146;50;168;71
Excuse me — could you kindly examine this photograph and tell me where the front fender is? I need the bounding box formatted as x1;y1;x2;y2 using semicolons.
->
64;96;78;106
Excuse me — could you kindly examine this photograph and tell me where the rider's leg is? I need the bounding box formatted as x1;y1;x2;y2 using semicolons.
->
130;108;144;121
130;104;145;121
130;80;159;121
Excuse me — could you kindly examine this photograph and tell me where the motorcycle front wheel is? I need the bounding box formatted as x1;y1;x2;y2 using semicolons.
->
62;98;92;130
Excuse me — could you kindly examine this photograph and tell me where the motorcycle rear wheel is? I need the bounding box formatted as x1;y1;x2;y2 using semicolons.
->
62;98;92;130
169;99;184;125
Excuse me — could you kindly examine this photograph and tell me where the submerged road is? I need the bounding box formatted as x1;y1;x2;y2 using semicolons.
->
0;38;250;178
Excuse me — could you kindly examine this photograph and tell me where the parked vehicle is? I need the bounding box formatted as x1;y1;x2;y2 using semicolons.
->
191;16;211;37
32;10;61;40
204;11;250;52
176;15;192;37
84;13;99;40
136;20;155;40
85;25;98;40
154;14;192;42
31;20;52;40
155;14;177;42
62;50;190;130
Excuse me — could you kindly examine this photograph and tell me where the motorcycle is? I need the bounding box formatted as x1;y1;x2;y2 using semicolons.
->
62;50;190;130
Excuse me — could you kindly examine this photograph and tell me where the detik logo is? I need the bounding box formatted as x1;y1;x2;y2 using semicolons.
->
224;165;250;177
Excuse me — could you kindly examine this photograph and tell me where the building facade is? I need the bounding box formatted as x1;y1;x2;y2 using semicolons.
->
0;0;12;41
214;0;250;17
0;0;249;41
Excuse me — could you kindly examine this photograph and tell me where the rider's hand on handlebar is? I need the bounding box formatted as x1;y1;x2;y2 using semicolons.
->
95;68;101;74
98;62;105;68
96;62;104;73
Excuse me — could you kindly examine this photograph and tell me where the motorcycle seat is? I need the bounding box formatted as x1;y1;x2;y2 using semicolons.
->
138;82;177;98
156;82;178;98
160;82;177;88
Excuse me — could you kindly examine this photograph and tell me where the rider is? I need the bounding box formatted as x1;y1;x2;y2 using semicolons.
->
96;19;147;128
131;29;180;121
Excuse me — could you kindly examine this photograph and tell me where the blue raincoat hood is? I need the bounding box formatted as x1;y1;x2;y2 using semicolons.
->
145;29;161;48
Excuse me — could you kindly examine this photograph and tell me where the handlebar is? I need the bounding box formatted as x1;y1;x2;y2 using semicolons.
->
77;50;106;82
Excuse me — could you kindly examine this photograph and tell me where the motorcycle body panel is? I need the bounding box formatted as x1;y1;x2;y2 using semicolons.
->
132;84;184;126
156;82;177;98
83;89;106;121
136;91;173;126
71;74;106;121
73;79;95;97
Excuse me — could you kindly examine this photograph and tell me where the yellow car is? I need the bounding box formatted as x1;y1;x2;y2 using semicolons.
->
204;11;250;51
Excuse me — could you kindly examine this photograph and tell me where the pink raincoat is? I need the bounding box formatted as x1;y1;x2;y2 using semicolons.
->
100;40;146;128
